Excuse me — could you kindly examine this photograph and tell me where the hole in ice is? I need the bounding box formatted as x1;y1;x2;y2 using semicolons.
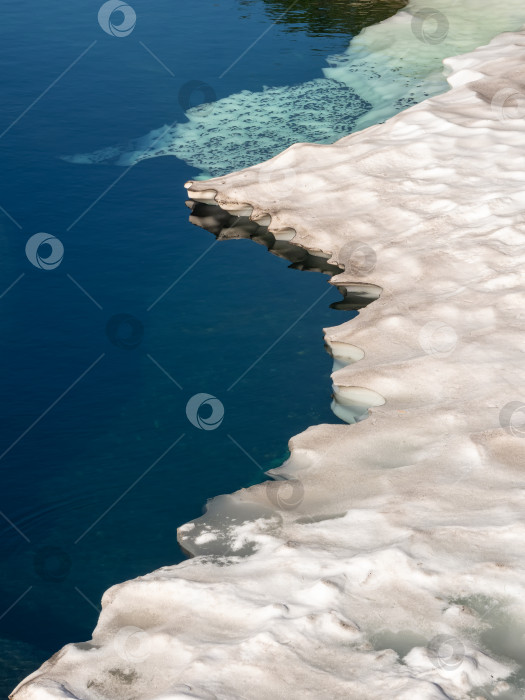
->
177;494;278;558
449;595;525;691
371;629;428;660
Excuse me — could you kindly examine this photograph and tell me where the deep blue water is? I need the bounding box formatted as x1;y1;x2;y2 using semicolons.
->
0;0;361;693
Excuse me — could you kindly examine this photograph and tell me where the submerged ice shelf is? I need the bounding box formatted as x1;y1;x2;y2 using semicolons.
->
12;13;525;700
62;0;525;177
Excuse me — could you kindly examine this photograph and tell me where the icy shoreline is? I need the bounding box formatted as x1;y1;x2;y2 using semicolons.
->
13;20;525;700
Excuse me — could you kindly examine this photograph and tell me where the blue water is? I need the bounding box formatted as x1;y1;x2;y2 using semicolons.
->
0;0;368;692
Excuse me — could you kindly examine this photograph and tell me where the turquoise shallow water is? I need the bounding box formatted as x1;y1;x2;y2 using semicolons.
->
0;0;381;693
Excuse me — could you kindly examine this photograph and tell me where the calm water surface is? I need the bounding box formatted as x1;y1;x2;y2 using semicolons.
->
0;0;397;692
